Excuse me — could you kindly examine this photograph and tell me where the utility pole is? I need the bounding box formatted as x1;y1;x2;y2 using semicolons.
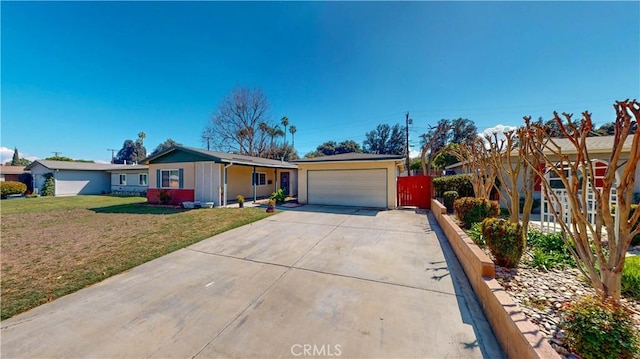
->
107;149;118;164
203;136;212;151
51;151;62;157
405;112;412;176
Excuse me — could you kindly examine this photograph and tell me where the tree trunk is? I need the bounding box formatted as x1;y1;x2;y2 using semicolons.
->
601;267;621;301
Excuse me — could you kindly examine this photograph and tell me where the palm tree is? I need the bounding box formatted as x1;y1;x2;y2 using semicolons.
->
289;125;297;148
281;116;289;144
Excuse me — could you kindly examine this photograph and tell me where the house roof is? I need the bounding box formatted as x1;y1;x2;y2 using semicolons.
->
25;160;147;172
292;153;405;163
545;135;634;154
0;166;29;175
143;146;298;169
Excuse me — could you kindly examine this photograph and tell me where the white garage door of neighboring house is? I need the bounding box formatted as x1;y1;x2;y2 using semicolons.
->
307;169;387;208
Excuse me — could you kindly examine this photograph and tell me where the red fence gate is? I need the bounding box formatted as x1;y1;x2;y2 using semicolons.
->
397;175;431;209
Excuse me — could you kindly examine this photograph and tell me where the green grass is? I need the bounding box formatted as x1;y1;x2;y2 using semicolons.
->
1;195;272;319
0;195;146;215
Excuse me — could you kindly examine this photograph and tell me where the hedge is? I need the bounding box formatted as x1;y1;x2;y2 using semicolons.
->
433;174;474;198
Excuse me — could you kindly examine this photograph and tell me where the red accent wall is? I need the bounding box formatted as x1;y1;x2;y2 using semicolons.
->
147;188;195;205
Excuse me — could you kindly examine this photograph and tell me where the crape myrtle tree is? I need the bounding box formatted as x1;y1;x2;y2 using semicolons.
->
485;119;543;234
446;136;498;199
526;100;640;301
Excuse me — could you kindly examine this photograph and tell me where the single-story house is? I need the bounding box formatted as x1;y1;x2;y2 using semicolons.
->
25;160;148;196
0;166;28;182
292;153;405;209
444;135;640;206
142;146;298;206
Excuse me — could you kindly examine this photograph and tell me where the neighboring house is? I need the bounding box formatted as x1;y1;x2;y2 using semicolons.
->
292;153;405;209
142;146;298;206
108;165;149;195
25;160;149;196
0;166;28;182
444;135;640;204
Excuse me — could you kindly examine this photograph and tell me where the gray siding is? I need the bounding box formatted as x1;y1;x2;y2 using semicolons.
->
55;170;111;196
110;172;148;194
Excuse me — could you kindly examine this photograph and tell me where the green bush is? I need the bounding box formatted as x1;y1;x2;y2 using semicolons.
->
454;197;499;229
41;173;55;196
443;191;459;213
433;174;474;198
561;295;639;359
622;255;640;299
481;218;524;268
158;189;172;205
467;222;485;246
1;181;27;197
270;188;286;203
526;230;575;269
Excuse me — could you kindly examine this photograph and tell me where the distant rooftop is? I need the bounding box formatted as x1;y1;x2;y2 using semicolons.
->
26;160;147;171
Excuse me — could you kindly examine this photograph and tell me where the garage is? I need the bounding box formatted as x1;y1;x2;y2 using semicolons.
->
308;169;387;208
293;153;405;209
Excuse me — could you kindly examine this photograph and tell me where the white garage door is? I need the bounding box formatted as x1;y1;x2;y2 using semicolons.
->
308;169;387;208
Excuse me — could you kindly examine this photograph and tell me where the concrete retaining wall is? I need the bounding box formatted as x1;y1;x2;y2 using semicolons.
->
431;198;559;359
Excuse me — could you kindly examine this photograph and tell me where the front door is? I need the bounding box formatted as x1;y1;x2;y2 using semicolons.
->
280;172;290;195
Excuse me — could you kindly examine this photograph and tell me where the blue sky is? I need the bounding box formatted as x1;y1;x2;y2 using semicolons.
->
2;1;639;163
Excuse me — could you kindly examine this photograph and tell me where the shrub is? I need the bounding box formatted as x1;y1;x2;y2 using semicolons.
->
481;217;524;268
1;181;27;197
443;191;459;213
622;255;640;299
526;230;575;269
270;188;286;203
433;174;474;198
454;197;499;229
41;173;55;196
467;222;485;246
158;189;172;205
561;295;639;359
236;194;245;203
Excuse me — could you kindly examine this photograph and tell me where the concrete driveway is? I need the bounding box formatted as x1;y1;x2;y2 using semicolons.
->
1;205;504;358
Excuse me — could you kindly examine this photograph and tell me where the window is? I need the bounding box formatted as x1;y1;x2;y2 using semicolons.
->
252;172;266;186
118;174;126;185
161;169;180;188
139;173;148;186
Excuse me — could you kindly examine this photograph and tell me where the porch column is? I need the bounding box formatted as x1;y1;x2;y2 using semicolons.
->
253;166;257;203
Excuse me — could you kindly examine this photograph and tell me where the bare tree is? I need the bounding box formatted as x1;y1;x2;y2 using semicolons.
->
419;122;448;175
527;100;640;301
202;87;272;156
447;137;498;199
485;118;542;234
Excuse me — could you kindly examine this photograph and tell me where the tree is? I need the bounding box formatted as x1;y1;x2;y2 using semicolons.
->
44;156;74;162
202;87;272;157
450;118;478;144
289;125;297;148
5;148;31;166
447;137;497;199
271;144;299;161
10;148;19;166
419;122;449;175
281;116;289;144
305;140;362;157
115;132;147;164
151;138;182;156
485;119;541;235
527;100;640;301
362;124;406;155
432;143;460;170
43;156;94;163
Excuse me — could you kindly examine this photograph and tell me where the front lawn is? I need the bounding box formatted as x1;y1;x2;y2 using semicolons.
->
0;195;272;320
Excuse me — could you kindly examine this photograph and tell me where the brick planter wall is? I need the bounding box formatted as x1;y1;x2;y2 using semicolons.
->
431;198;559;359
147;188;195;206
